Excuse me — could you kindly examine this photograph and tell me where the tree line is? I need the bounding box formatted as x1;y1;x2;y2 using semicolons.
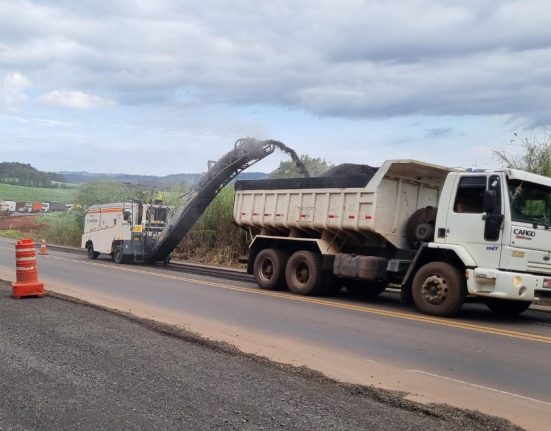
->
0;162;66;188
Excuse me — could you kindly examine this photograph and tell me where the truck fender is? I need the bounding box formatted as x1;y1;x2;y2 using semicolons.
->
400;243;475;303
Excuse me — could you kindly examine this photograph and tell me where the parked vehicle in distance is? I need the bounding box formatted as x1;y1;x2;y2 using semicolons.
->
234;159;551;317
15;201;26;212
0;200;16;215
0;202;11;215
41;201;68;213
22;201;43;213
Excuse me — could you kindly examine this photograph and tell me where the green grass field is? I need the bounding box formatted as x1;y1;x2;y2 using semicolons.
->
0;183;77;202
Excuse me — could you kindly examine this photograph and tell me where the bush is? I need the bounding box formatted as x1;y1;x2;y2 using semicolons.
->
173;186;248;266
38;211;83;246
494;131;551;177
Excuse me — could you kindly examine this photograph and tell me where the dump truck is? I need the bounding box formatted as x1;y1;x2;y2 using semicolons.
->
0;202;11;215
233;159;551;317
41;201;67;212
0;200;16;215
81;138;280;265
22;201;42;213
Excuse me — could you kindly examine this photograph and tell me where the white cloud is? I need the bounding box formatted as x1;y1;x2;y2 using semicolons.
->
0;71;31;111
37;90;113;109
0;1;550;123
2;1;551;175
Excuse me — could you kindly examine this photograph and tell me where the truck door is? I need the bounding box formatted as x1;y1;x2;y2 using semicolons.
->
444;175;503;268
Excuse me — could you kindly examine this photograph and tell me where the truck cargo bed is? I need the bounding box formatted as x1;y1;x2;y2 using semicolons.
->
235;174;374;191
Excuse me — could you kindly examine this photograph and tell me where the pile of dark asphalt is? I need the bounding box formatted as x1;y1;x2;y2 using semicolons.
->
0;282;521;431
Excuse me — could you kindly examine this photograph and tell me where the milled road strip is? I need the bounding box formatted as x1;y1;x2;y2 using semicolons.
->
42;253;551;345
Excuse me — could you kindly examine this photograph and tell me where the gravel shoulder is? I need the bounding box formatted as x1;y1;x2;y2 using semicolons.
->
0;281;522;431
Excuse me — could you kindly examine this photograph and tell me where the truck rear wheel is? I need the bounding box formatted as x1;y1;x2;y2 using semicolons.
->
486;299;531;316
253;249;288;290
412;262;465;317
285;251;323;296
87;244;99;260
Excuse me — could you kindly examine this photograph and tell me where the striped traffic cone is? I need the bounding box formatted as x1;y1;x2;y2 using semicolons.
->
12;238;45;298
39;239;48;255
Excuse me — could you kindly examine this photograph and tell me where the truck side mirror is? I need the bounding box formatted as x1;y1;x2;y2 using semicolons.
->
483;189;497;214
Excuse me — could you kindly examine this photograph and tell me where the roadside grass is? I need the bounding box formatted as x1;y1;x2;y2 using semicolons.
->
0;229;22;239
0;183;77;202
37;212;83;246
173;186;248;266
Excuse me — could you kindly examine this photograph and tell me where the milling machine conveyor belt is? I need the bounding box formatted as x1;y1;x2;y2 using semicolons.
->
149;138;277;262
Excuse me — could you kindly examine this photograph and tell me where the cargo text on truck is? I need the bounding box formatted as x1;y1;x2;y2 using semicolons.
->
81;138;551;317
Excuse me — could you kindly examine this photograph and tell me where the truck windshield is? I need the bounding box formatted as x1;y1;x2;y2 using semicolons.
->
507;179;551;226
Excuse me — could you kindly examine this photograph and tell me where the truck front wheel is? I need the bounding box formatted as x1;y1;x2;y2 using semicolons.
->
87;244;99;260
412;262;466;317
486;299;531;316
285;251;323;296
253;249;288;290
113;246;125;264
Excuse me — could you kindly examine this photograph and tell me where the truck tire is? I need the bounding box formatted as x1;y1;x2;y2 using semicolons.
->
412;262;466;317
87;244;99;260
486;299;531;316
346;280;387;298
253;249;288;290
285;251;323;296
113;246;125;264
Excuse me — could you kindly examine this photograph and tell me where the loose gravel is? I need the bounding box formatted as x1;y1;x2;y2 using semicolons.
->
0;281;522;431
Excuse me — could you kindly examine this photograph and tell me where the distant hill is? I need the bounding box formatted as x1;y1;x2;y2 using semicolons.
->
59;171;268;187
0;160;268;190
0;162;66;188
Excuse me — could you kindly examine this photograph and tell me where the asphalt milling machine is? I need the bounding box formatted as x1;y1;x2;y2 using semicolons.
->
81;138;300;265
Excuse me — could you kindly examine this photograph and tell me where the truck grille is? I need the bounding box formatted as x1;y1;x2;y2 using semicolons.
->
526;260;551;275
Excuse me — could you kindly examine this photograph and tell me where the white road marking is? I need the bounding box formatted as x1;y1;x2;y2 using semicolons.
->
408;369;551;407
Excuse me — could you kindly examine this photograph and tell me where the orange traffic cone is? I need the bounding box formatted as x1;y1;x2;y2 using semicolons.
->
39;239;48;255
12;238;45;298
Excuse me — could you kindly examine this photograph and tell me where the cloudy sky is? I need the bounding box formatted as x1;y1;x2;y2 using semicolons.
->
1;0;550;175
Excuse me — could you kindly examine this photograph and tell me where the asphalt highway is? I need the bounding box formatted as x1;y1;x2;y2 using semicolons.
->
0;237;549;430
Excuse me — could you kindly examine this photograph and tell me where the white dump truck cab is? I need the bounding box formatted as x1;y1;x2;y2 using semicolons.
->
432;169;551;308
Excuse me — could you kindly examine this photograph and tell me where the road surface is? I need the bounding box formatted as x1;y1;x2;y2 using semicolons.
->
0;237;549;430
0;282;520;430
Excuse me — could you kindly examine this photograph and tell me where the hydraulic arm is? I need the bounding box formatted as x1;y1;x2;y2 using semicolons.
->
149;138;277;262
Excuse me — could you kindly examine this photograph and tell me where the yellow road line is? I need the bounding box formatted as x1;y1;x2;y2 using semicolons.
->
40;253;551;345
